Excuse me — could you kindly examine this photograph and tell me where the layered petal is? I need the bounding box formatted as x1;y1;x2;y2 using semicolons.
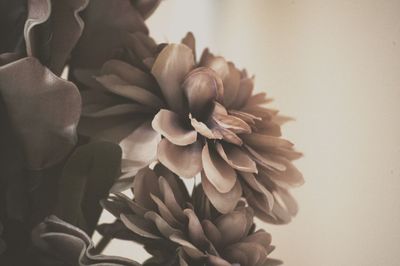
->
151;44;194;113
158;138;202;178
152;109;197;146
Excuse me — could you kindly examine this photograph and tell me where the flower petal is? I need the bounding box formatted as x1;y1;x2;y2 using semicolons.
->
190;114;222;140
133;168;160;210
120;121;160;164
121;214;160;239
182;67;221;119
213;113;251;134
201;172;242;214
152;109;197;146
101;59;156;89
242;133;294;150
215;142;257;173
202;143;237;193
222;62;241;107
157;138;203;178
96;74;164;109
144;211;183;239
181;32;196;60
151;44;194;113
214;210;248;246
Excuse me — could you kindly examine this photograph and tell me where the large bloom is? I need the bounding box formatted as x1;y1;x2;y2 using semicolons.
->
78;32;303;223
100;166;281;266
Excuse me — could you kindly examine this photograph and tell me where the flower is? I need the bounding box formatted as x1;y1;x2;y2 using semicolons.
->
78;32;303;223
100;166;281;266
31;215;140;266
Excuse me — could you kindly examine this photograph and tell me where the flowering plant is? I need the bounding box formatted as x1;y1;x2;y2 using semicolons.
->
0;1;302;265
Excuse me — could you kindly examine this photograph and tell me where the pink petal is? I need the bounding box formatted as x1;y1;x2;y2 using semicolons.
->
201;172;242;214
152;109;197;146
202;143;237;193
151;44;194;113
157;138;203;178
215;142;257;173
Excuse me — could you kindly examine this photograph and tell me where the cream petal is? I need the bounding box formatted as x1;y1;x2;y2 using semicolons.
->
184;209;208;247
272;114;295;125
95;74;164;109
245;92;273;107
154;164;190;207
151;44;194;113
229;110;262;125
158;176;187;222
224;242;267;266
201;172;242;214
242;230;272;247
253;119;282;137
120;121;160;164
213;125;243;146
242;105;276;120
169;234;205;259
190;114;222;140
274;188;298;217
200;49;229;79
222;63;241;108
101;59;156;89
231;76;254;109
213;113;251;134
215;142;257;173
150;194;182;228
152;109;198;146
241;172;274;212
242;133;294;150
145;211;184;239
202;143;237;193
244;145;287;171
157;138;203;178
181;32;196;60
201;220;222;248
214;210;248;246
260;157;304;187
183;67;222;119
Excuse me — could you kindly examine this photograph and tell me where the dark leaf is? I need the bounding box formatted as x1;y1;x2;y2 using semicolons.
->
55;141;122;235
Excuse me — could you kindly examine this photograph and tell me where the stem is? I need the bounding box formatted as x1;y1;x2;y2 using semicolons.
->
94;235;112;254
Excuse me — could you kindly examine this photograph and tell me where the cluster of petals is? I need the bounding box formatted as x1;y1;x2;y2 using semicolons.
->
80;32;303;223
101;165;281;266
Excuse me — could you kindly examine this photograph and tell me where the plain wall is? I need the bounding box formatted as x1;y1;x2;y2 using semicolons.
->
100;1;400;265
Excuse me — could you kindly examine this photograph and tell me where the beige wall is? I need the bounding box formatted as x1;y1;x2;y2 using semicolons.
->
100;1;400;265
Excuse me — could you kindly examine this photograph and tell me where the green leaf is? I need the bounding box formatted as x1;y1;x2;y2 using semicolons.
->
55;141;122;236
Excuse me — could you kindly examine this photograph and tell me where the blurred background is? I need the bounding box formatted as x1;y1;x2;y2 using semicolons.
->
98;0;400;265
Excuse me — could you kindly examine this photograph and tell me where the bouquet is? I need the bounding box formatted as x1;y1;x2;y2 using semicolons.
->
0;1;303;265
